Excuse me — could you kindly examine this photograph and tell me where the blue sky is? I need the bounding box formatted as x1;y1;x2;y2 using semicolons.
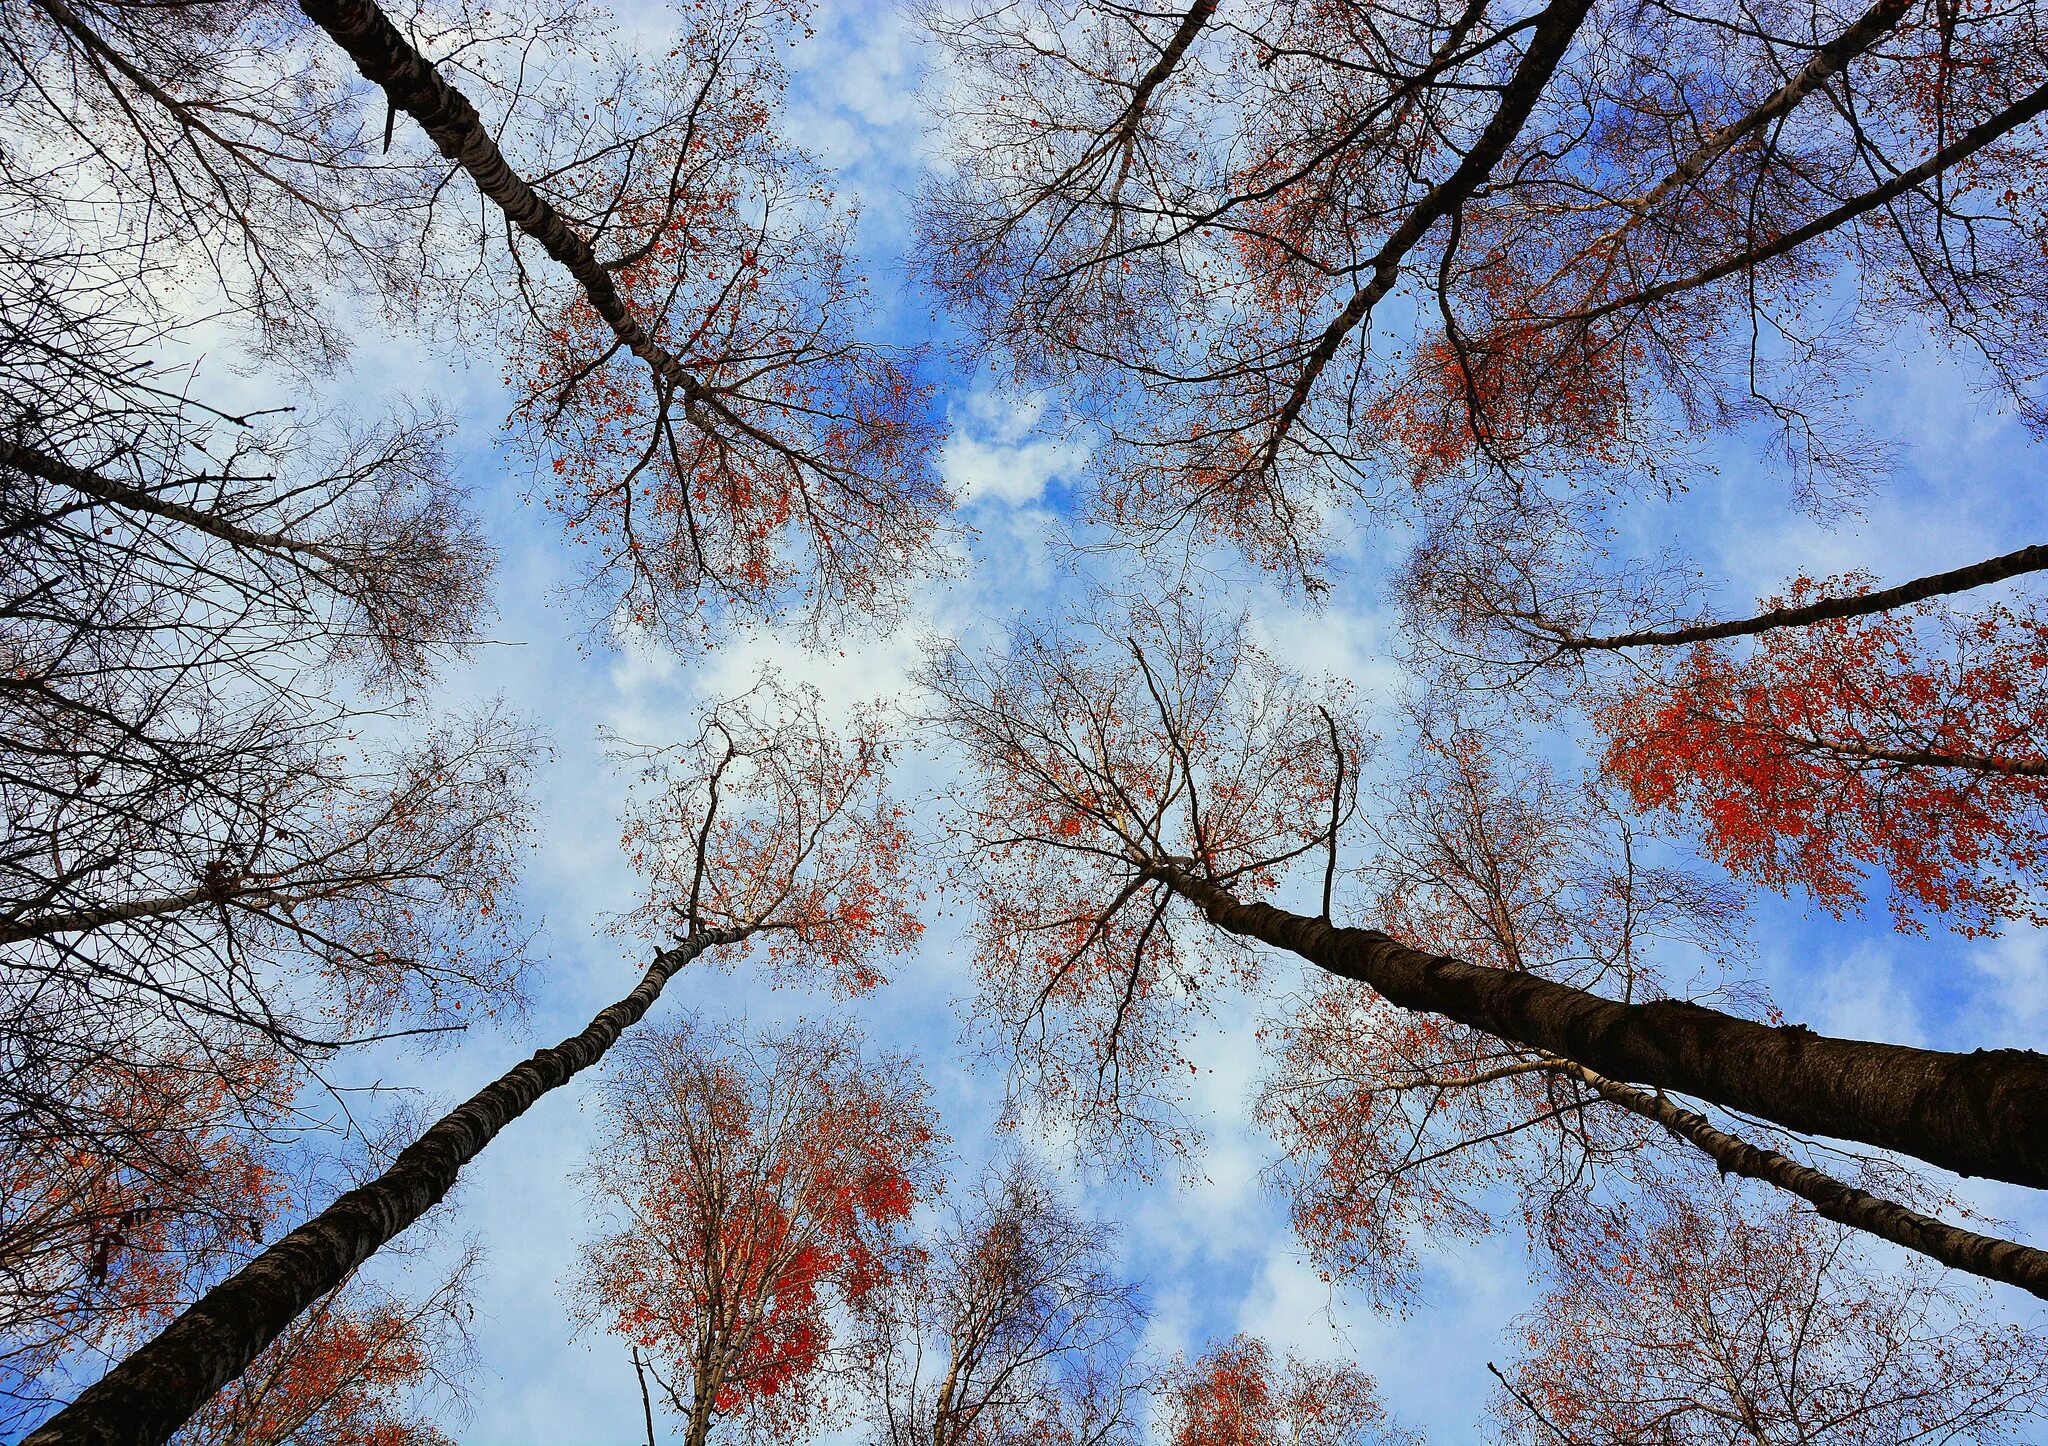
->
247;1;2048;1438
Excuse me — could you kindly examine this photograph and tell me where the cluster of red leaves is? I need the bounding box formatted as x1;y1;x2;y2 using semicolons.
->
1600;578;2048;933
1373;319;1632;489
176;1290;457;1446
1164;1335;1415;1446
575;1024;940;1444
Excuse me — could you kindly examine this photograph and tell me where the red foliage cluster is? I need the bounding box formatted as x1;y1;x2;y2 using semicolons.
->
176;1281;465;1446
573;1021;941;1444
1602;578;2048;932
1164;1335;1415;1446
1;1051;290;1404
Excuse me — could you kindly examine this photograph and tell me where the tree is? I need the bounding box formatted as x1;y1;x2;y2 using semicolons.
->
571;1018;941;1446
3;0;949;638
22;680;921;1446
2;0;947;1412
22;0;2048;1438
1159;1335;1417;1446
854;1157;1147;1446
918;0;2048;968
1258;727;2048;1302
304;0;950;641
919;0;2048;581
925;598;2048;1190
1256;729;1730;1308
1490;1178;2048;1445
0;276;525;1026
926;599;1358;1166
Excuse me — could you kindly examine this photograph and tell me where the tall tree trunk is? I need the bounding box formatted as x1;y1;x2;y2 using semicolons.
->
295;0;761;436
1146;863;2048;1188
22;927;746;1446
1554;1059;2048;1297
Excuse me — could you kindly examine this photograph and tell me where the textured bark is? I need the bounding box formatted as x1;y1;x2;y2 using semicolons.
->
295;0;704;402
0;439;346;570
1113;0;1215;148
1557;1060;2048;1298
0;883;296;946
1568;543;2048;650
1148;864;2048;1188
21;927;745;1446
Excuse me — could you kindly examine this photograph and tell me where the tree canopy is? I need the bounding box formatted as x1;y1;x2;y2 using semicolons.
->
8;0;2048;1440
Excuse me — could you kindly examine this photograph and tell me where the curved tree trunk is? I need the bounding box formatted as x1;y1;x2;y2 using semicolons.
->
1148;863;2048;1189
22;927;745;1446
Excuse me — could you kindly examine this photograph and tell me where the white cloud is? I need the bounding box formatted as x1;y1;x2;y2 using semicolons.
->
1800;941;1928;1046
942;385;1093;506
1966;928;2048;1047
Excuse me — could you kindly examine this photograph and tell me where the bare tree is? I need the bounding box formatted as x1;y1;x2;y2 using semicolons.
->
0;258;538;1419
855;1157;1147;1446
1491;1178;2048;1445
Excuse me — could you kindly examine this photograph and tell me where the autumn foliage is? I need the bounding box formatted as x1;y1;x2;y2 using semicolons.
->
20;0;2048;1437
1161;1336;1415;1446
571;1019;940;1446
506;0;946;641
173;1267;472;1446
0;1054;286;1427
1602;579;2048;933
